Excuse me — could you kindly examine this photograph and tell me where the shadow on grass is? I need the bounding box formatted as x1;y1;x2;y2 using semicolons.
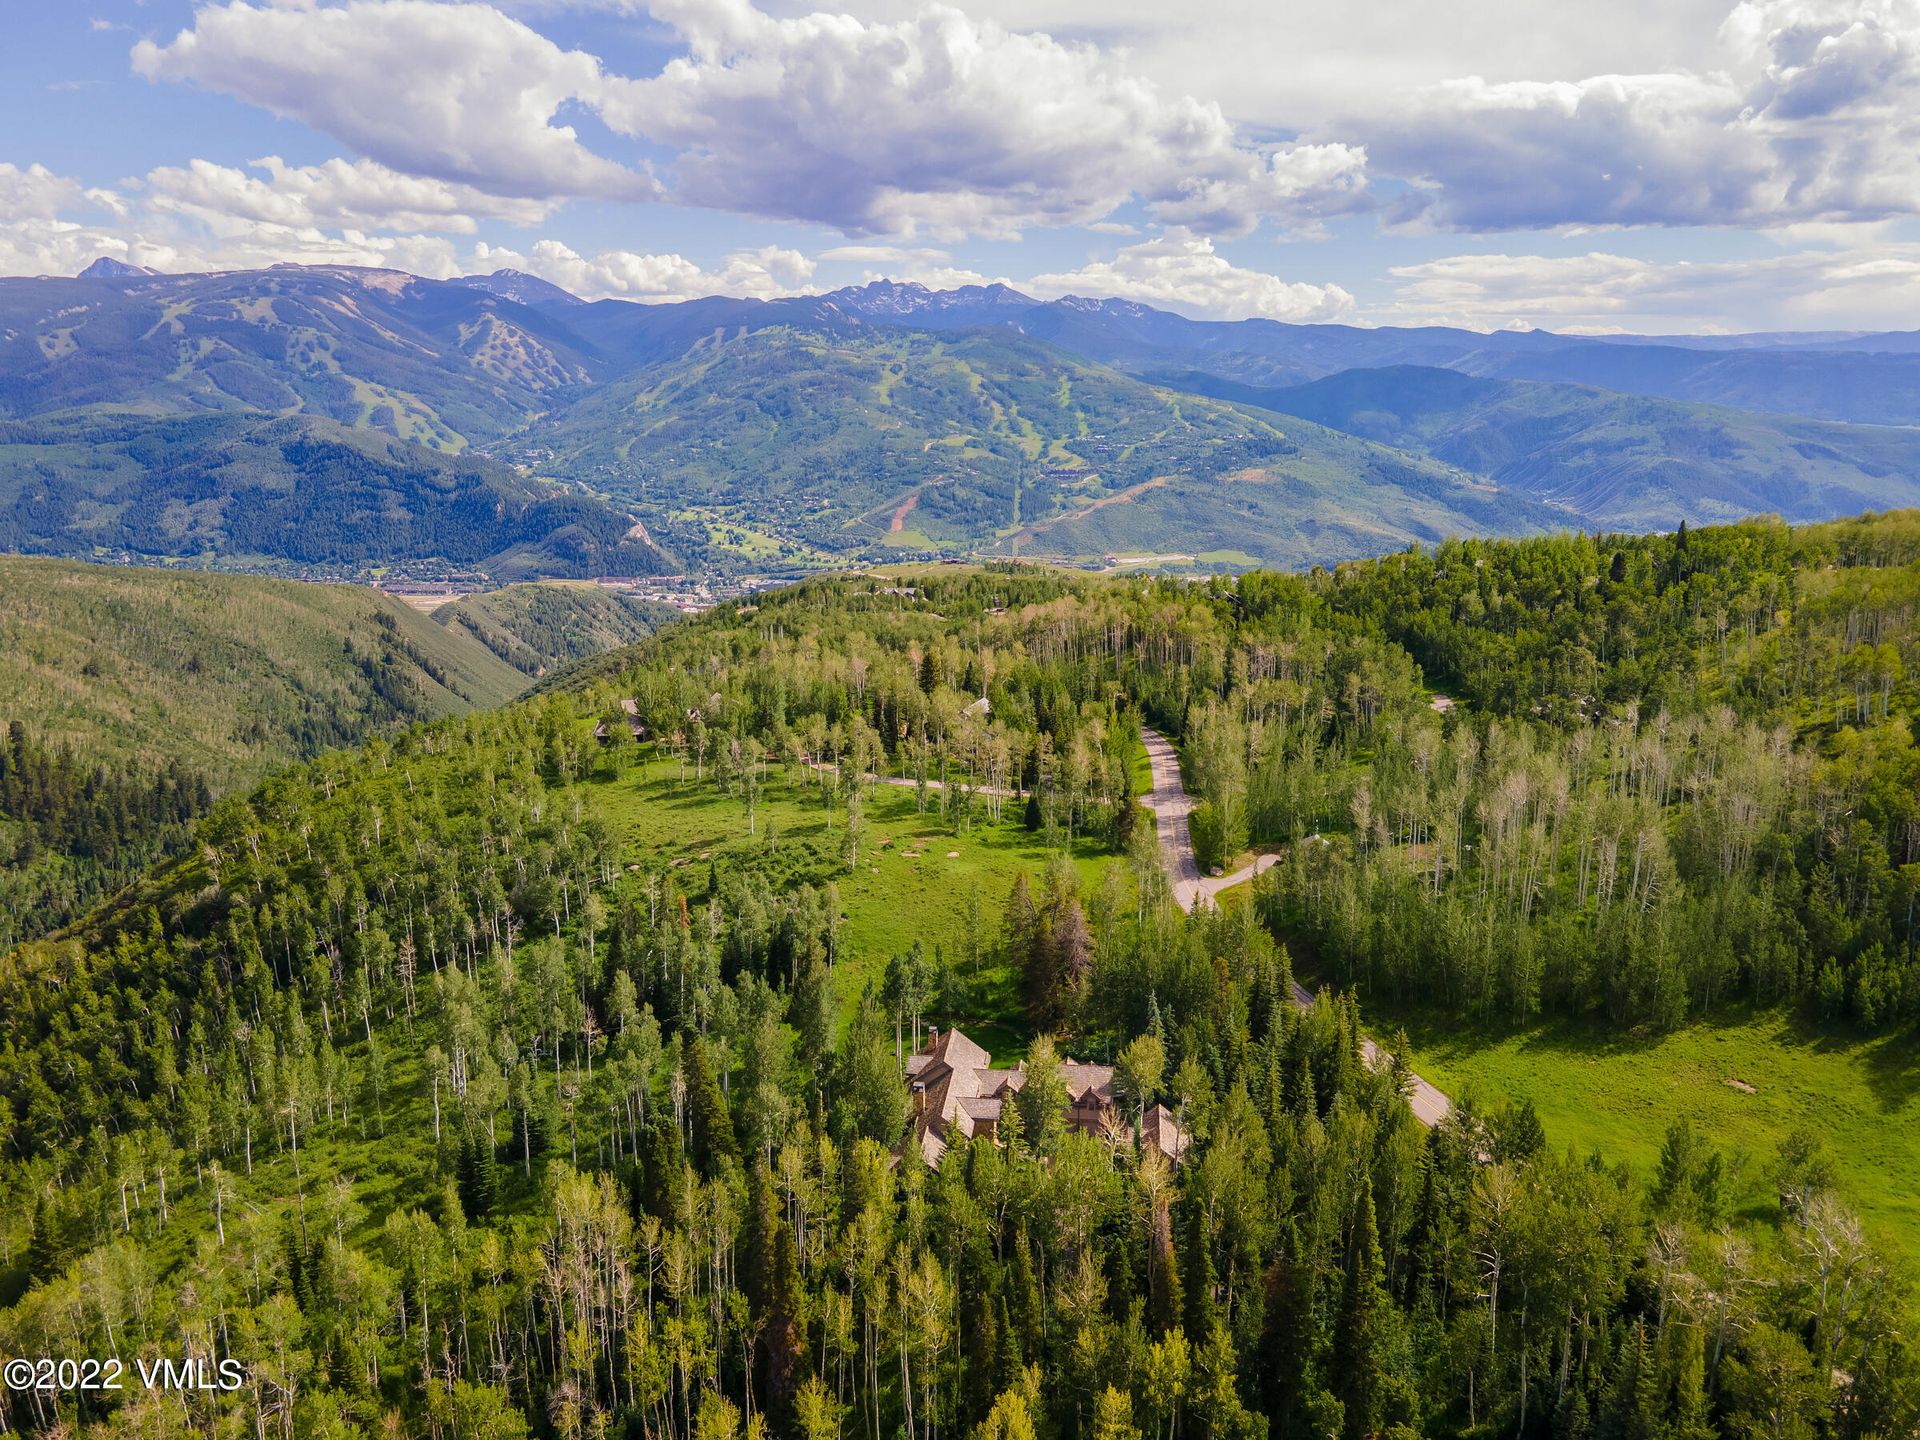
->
1329;982;1920;1121
1856;1023;1920;1114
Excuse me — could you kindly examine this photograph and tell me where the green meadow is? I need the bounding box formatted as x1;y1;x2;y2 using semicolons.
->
591;755;1126;1052
1392;1006;1920;1255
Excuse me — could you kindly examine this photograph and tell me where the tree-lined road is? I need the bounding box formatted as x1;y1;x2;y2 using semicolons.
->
1138;726;1453;1128
1140;727;1282;909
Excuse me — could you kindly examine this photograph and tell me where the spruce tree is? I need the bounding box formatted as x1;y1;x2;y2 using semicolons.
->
638;1111;686;1225
1333;1177;1392;1440
1010;1224;1045;1359
1182;1197;1218;1342
685;1033;739;1178
1258;1220;1313;1431
1149;1200;1185;1337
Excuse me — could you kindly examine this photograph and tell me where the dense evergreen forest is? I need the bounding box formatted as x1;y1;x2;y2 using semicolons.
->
0;721;211;949
1;518;1916;1440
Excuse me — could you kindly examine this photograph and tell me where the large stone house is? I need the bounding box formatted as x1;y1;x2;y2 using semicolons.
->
903;1025;1189;1168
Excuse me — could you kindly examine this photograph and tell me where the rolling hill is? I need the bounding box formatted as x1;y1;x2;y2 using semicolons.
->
0;557;528;784
1163;366;1920;529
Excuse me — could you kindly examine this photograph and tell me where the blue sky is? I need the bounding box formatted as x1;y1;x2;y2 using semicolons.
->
5;0;1920;333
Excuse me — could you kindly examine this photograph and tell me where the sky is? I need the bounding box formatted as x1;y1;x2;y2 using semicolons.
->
5;0;1920;333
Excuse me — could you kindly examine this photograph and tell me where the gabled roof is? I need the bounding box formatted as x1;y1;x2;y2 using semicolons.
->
1141;1103;1190;1161
901;1026;1187;1167
923;1027;991;1075
1060;1062;1115;1105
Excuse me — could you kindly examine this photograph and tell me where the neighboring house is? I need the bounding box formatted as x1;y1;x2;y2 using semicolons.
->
962;695;991;718
592;697;648;743
903;1025;1188;1167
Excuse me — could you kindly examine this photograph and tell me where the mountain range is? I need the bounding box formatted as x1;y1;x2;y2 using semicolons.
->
4;261;1919;575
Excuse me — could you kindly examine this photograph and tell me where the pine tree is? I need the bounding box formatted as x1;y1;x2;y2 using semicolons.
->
762;1218;807;1429
1258;1221;1313;1431
1149;1195;1185;1337
1182;1196;1217;1342
964;1255;1004;1425
995;1294;1025;1396
1661;1319;1712;1440
1599;1324;1654;1440
1010;1224;1045;1359
1333;1177;1392;1440
686;1033;739;1177
456;1130;499;1218
638;1111;686;1224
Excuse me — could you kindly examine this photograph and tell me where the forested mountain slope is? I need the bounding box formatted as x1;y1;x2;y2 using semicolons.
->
0;265;600;446
1163;365;1920;529
2;523;1915;1440
11;263;1920;578
0;411;669;579
432;582;677;677
526;325;1561;566
0;557;527;945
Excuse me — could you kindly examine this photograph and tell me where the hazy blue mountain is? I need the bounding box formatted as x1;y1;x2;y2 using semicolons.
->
822;279;1041;328
1170;365;1920;528
450;268;585;309
75;257;158;280
1469;343;1920;424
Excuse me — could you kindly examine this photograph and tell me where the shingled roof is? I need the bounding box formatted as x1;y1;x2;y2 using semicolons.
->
901;1026;1187;1166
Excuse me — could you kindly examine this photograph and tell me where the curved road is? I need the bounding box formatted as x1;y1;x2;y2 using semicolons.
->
1138;727;1453;1128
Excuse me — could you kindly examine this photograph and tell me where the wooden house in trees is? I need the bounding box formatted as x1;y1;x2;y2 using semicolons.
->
902;1025;1188;1167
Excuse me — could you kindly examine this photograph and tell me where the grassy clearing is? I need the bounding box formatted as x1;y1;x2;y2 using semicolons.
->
1346;996;1920;1258
1223;887;1920;1260
592;758;1122;1036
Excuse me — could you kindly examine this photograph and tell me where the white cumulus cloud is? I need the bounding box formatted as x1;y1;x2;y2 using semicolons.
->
131;0;659;202
471;239;818;301
144;156;557;234
1026;234;1355;321
1359;0;1920;229
598;0;1365;237
1383;244;1920;330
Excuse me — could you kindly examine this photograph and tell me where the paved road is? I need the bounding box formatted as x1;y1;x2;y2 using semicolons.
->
1138;726;1453;1128
1139;728;1284;909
